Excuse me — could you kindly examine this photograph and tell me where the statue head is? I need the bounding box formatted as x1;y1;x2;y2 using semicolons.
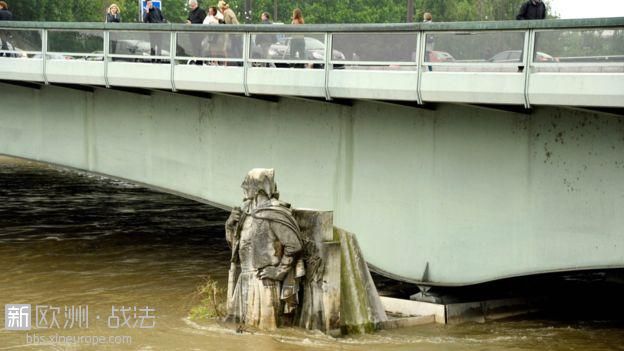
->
241;168;279;201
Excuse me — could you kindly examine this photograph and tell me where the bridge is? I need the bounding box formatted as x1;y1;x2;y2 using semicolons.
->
1;18;623;287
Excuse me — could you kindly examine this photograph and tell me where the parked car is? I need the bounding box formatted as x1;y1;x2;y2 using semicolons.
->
0;41;27;58
258;36;345;68
427;50;455;62
488;50;556;63
110;39;170;62
32;53;72;60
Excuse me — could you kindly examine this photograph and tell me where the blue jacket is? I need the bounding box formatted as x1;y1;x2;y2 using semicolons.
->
0;9;13;20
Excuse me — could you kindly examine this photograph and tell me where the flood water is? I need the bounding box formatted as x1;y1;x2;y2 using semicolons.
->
1;155;623;350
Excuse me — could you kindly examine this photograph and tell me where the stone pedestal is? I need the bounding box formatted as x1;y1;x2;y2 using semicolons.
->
292;209;387;335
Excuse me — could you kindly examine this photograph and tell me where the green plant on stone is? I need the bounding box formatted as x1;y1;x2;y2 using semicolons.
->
189;277;227;320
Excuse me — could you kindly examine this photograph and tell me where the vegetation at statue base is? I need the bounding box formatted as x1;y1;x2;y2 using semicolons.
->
8;0;555;24
189;277;227;320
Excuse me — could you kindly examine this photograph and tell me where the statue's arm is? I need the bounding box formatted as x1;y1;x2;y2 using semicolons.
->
224;208;241;248
272;221;302;257
258;222;302;281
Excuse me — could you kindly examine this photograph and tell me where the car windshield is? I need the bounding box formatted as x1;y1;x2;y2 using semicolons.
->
304;38;325;50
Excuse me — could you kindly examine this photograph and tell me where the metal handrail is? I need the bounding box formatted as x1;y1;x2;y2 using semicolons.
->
41;29;48;84
170;32;177;92
243;32;250;96
522;29;535;109
103;31;110;88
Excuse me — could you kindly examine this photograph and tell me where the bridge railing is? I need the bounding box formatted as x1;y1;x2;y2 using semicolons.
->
1;18;623;107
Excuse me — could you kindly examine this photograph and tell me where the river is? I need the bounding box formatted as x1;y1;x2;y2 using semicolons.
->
1;156;623;350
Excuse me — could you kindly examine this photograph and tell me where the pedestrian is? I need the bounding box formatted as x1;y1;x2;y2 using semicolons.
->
0;1;13;21
185;0;206;62
261;11;271;24
255;12;276;61
203;6;222;24
202;7;224;64
218;0;239;24
0;1;12;55
516;0;546;72
106;4;121;56
186;0;206;24
290;8;305;67
423;12;433;71
106;4;121;23
143;0;167;59
516;0;546;20
143;0;166;23
218;1;241;64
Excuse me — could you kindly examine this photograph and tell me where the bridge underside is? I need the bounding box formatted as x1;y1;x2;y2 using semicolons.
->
1;81;623;286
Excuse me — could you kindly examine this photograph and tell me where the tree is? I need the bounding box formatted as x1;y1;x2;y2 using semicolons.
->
6;0;556;23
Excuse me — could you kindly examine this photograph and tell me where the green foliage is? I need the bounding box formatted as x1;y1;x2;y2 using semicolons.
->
6;0;556;23
189;277;227;320
7;0;190;23
209;0;556;23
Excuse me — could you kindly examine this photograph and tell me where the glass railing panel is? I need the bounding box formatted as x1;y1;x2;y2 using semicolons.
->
249;32;325;69
109;31;171;63
423;31;525;72
176;32;243;65
47;30;104;60
331;32;417;71
534;28;624;72
0;29;41;58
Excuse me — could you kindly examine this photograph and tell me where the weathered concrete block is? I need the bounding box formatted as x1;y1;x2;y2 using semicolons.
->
380;296;445;324
336;227;388;334
292;210;389;335
293;209;341;333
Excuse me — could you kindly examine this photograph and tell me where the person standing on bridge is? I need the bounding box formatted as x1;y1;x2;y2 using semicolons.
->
0;1;13;21
186;0;206;62
106;4;121;56
0;1;12;55
143;0;166;23
143;0;167;59
218;0;239;25
516;0;546;72
516;0;547;20
203;7;225;64
290;8;306;68
423;12;434;71
203;6;223;24
255;12;277;64
218;1;241;65
106;4;121;23
186;0;206;24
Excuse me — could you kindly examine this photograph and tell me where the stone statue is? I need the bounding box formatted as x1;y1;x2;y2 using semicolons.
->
224;168;304;330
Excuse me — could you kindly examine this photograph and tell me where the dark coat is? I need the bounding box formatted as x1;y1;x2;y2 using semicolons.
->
0;9;13;20
106;13;121;23
187;7;206;24
516;0;546;20
143;6;165;23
